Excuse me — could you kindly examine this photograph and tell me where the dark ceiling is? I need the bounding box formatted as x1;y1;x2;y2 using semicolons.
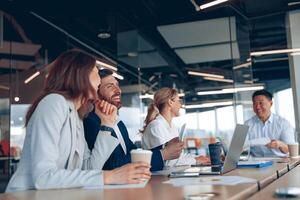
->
1;0;300;106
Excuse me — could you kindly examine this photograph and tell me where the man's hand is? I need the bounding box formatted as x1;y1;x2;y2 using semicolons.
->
195;155;211;165
266;139;289;153
95;100;117;127
161;137;184;160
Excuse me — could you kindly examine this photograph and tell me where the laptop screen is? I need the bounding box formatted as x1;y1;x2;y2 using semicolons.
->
222;124;249;173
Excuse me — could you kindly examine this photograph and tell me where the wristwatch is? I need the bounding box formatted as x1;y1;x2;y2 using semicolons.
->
99;125;114;133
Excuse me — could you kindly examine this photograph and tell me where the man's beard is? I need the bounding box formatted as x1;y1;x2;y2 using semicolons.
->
100;94;122;109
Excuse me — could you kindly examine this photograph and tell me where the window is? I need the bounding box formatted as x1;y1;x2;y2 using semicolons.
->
274;88;295;128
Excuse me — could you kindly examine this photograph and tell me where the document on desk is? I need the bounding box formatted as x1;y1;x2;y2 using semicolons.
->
247;137;271;146
84;180;148;190
164;176;257;186
152;165;191;176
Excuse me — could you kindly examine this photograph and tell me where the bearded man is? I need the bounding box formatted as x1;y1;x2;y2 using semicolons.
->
83;69;183;171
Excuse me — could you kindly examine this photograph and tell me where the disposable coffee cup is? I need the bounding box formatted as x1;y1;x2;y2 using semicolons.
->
130;149;152;164
288;143;299;158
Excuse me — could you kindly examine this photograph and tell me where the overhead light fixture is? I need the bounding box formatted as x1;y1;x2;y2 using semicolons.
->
24;71;41;84
288;2;300;6
232;62;251;70
97;29;111;39
197;85;264;95
203;77;233;83
96;60;117;71
200;0;229;10
178;93;185;97
127;52;138;57
14;96;20;102
112;72;124;80
98;32;111;39
250;48;300;56
190;0;201;11
253;57;288;63
149;75;156;82
244;80;254;84
291;52;300;56
170;74;178;78
242;74;251;78
0;85;9;90
185;101;233;109
188;71;224;79
139;93;154;100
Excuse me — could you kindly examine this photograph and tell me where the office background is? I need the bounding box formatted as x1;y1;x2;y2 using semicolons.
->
0;0;300;192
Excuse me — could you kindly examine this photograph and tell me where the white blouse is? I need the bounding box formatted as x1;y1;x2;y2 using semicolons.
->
6;94;119;192
142;114;196;166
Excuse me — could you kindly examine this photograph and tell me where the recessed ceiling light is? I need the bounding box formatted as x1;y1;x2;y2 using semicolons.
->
242;74;251;78
170;74;178;78
97;31;111;39
14;97;20;102
127;52;138;57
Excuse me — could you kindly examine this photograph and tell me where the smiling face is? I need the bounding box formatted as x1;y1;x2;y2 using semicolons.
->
170;95;182;117
253;95;272;122
98;75;122;108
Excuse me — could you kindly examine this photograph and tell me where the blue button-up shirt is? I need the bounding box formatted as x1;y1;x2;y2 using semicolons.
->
245;113;295;157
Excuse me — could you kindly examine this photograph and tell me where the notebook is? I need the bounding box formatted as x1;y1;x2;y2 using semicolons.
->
237;160;273;168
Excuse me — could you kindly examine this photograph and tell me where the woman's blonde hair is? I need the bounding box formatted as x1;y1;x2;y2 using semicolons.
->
141;87;178;134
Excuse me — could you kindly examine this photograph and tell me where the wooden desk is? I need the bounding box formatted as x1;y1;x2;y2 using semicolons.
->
248;165;300;199
0;176;258;200
226;161;288;189
0;158;298;200
287;157;300;170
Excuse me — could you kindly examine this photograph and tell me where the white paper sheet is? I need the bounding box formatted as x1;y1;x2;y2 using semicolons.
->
247;137;271;146
179;124;186;141
84;180;148;190
164;176;257;186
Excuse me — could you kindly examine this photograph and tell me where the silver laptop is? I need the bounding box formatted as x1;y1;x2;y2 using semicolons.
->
169;124;249;177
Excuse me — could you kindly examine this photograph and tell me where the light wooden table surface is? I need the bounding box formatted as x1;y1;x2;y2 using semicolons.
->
248;164;300;199
0;175;257;200
0;158;298;200
226;161;288;189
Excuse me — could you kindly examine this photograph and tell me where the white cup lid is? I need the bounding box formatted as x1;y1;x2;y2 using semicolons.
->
130;149;152;154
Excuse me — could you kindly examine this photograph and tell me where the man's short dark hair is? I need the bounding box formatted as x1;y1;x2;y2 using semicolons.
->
252;89;273;101
99;68;113;79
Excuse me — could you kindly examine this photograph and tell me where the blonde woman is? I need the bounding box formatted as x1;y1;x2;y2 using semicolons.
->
141;88;210;167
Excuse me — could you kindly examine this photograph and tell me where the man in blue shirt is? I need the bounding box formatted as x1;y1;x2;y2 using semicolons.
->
245;90;295;157
84;69;183;171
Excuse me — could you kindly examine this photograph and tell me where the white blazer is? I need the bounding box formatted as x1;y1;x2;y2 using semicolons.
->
142;114;196;166
6;94;119;192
